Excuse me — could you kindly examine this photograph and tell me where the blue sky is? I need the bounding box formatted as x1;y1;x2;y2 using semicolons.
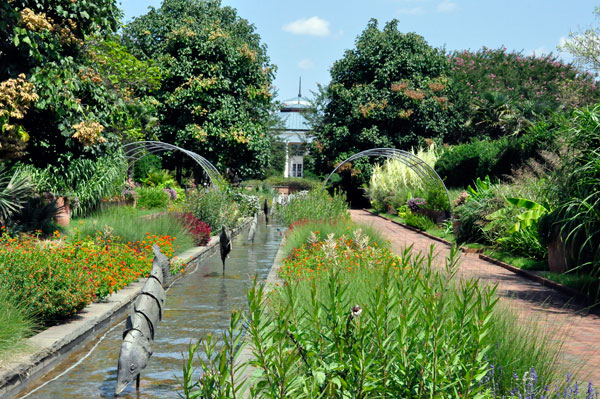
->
120;0;598;102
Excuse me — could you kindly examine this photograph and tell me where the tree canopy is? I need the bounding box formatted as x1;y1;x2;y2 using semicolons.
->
122;0;278;179
309;19;463;176
0;0;160;165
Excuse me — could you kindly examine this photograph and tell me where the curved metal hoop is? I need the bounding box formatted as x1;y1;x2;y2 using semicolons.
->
123;141;224;189
322;148;452;215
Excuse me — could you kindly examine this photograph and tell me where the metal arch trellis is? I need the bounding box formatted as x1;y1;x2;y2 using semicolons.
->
322;148;452;215
122;141;224;190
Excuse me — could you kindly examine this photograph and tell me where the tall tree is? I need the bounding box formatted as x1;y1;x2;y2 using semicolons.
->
309;19;464;178
122;0;278;179
0;0;159;165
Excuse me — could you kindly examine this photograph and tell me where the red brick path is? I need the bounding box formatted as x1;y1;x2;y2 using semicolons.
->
350;209;600;384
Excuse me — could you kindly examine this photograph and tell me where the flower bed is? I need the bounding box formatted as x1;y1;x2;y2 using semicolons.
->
0;231;174;325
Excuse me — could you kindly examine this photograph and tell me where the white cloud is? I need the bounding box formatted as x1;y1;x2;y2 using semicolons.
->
397;7;425;15
527;46;548;56
436;0;457;13
282;16;330;37
298;58;314;69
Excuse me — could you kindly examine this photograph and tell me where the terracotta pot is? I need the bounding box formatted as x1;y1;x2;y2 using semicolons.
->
54;196;71;226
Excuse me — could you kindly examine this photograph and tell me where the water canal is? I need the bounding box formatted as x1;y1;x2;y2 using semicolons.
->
16;219;283;399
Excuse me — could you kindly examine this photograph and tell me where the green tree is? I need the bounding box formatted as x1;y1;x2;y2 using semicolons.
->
122;0;277;179
0;0;160;165
309;19;464;180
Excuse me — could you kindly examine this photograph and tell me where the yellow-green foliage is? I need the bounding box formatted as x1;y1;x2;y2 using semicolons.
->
368;144;439;210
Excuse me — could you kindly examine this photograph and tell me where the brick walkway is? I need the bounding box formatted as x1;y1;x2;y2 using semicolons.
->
350;209;600;385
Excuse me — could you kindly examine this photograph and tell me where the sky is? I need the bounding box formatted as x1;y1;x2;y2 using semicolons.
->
120;0;599;102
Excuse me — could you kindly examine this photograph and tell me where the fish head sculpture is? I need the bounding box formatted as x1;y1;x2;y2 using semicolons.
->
115;330;151;395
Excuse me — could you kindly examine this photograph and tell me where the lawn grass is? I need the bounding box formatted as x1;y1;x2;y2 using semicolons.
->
71;206;196;255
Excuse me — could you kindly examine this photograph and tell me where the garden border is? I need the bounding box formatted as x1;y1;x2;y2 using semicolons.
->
0;217;252;399
362;209;594;306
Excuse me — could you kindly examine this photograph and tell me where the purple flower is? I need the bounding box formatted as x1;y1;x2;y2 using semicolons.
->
407;197;426;212
164;188;177;200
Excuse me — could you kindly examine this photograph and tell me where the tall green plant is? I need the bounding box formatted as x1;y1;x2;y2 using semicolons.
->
551;105;600;271
19;153;127;217
275;190;349;226
368;144;440;211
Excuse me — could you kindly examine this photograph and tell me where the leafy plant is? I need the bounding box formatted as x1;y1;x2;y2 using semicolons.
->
133;154;162;182
275;190;349;226
136;186;170;209
18;153;128;217
144;169;176;188
184;188;241;230
7;196;61;236
0;167;33;224
405;212;435;230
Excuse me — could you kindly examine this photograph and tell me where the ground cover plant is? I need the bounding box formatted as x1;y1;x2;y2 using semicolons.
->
0;229;175;325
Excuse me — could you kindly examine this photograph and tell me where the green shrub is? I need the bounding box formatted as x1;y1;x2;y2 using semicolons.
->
436;120;559;188
368;145;440;211
133;154;162;182
547;105;600;272
263;176;320;191
276;190;349;226
405;212;435;230
184;189;240;230
18;153;128;217
136;186;170;209
74;206;195;253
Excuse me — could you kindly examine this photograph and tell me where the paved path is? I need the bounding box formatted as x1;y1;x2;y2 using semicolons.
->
350;210;600;385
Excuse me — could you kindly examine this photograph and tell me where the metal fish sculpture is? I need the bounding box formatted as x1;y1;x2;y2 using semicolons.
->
115;248;167;395
248;213;257;244
152;244;171;288
219;226;232;274
264;198;269;224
